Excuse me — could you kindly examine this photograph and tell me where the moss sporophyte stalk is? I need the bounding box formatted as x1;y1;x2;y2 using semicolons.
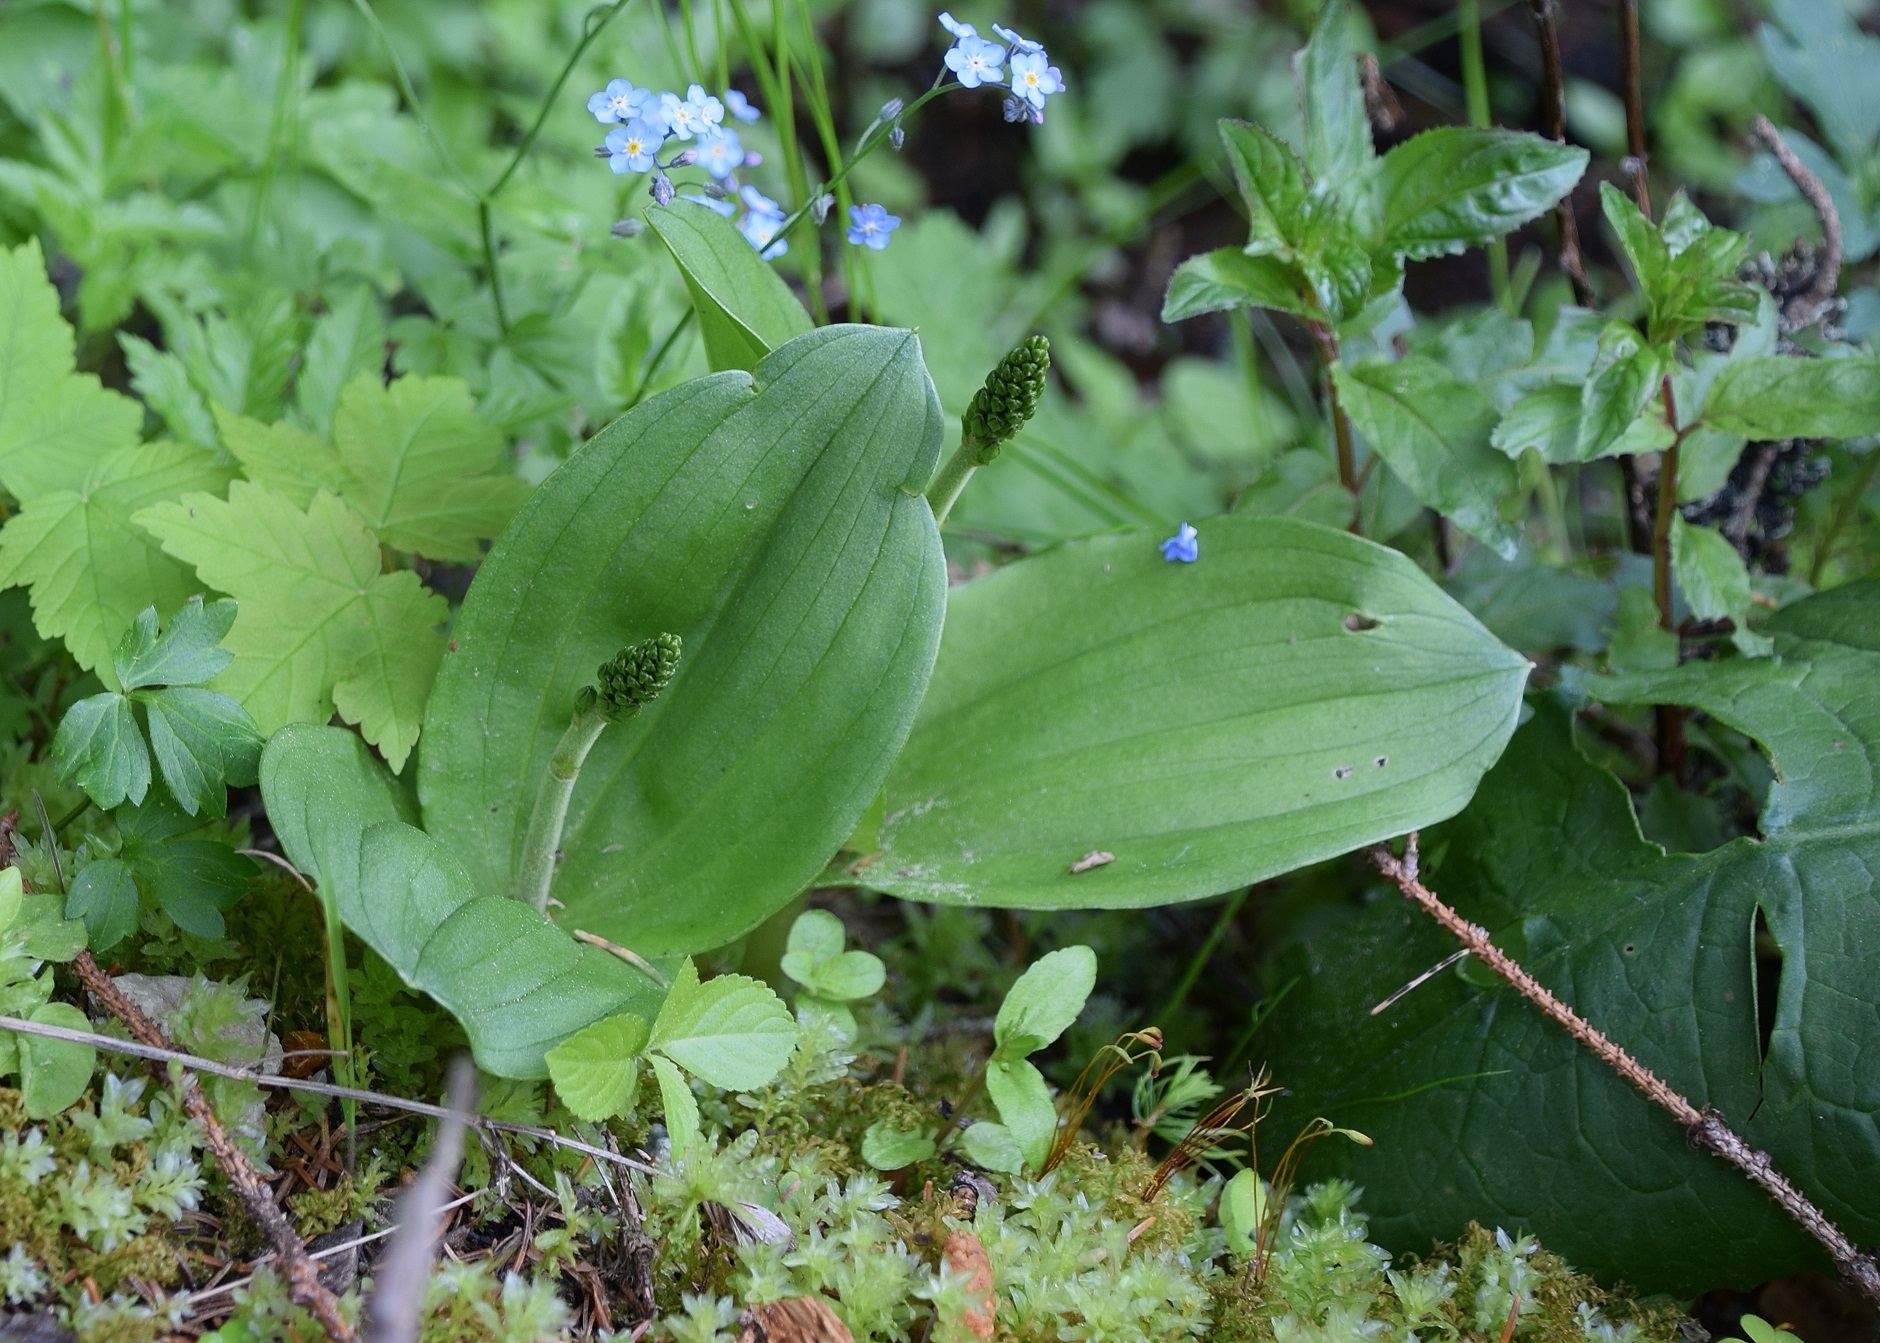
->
513;634;683;914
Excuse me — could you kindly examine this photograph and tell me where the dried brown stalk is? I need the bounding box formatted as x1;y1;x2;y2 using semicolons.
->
1750;114;1844;329
70;951;360;1343
1371;835;1880;1307
1618;0;1652;218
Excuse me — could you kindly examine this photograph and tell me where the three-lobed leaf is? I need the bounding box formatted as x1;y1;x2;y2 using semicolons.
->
115;597;238;690
648;959;797;1092
53;695;150;811
873;516;1530;911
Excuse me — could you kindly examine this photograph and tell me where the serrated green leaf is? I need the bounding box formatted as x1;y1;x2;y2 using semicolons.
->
649;958;797;1091
1702;356;1880;439
1334;356;1520;557
0;442;236;688
994;946;1095;1060
295;287;387;438
958;1120;1025;1174
0;239;144;503
545;1013;650;1121
214;404;351;508
261;723;664;1077
1376;129;1587;260
1265;584;1880;1291
66;857;141;951
874;516;1529;911
20;1002;94;1119
136;482;448;771
120;332;219;452
331;374;529;561
861;1120;937;1171
651;1052;701;1154
1670;517;1771;657
52;694;151;810
140;687;264;816
419;326;945;954
115;597;238;690
1219;120;1310;257
1490;384;1581;463
1576;323;1666;461
984;1057;1057;1172
1299;0;1371;189
1162;249;1314;323
1599;182;1669;298
645;200;815;373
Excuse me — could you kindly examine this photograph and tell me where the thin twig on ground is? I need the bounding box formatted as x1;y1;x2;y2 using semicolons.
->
1370;835;1880;1308
70;951;359;1343
367;1056;478;1343
0;1011;662;1179
1750;115;1844;329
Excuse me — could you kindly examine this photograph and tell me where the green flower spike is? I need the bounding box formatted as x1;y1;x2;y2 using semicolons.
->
927;334;1051;525
519;633;683;912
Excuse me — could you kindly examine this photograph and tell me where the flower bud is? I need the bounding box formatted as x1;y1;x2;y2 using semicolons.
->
811;193;836;224
593;633;683;720
650;170;675;206
879;97;906;121
960;335;1050;465
889;126;906;151
611;218;646;238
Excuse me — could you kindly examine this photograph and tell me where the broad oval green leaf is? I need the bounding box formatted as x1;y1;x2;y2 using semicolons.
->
261;723;665;1078
1262;583;1880;1293
861;1120;938;1170
1376;129;1588;260
871;516;1529;910
1701;355;1880;439
994;945;1096;1059
646;200;815;373
21;1001;95;1119
418;326;947;955
985;1057;1057;1172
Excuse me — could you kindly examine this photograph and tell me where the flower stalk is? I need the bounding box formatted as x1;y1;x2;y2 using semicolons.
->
926;335;1051;526
514;634;682;914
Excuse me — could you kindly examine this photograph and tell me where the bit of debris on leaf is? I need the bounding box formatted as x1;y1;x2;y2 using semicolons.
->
1069;850;1114;874
737;1296;854;1343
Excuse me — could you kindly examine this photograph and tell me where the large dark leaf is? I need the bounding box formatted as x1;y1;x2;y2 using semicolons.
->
1260;581;1880;1292
419;326;946;955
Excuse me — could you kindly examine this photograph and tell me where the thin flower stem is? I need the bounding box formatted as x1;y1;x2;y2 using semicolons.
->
771;79;949;246
629;308;696;409
1304;320;1359;530
1457;0;1510;310
489;0;638;201
1651;375;1682;631
514;701;613;912
1371;835;1880;1308
1523;0;1592;304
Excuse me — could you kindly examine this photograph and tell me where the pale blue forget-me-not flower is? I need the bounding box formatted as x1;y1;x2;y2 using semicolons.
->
993;23;1043;52
605;118;666;174
738;185;788;259
589;78;654;124
846;203;901;249
945;33;1006;87
695;128;744;179
1159;522;1199;563
724;89;762;123
681;192;737;217
1010;51;1063;109
938;12;978;37
661;84;725;140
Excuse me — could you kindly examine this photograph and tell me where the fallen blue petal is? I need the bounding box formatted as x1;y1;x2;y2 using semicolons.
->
1159;522;1199;563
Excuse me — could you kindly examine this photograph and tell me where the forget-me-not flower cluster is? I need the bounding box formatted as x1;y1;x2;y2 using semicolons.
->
937;13;1064;122
590;78;758;184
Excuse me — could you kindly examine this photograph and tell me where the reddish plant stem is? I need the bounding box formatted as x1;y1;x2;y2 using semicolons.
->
1651;374;1689;780
1525;0;1593;305
1618;0;1652;217
71;951;358;1343
1304;320;1360;531
1372;836;1880;1308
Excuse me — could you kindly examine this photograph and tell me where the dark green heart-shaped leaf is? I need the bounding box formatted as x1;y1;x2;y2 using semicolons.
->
419;326;946;956
1260;581;1880;1294
262;723;665;1077
871;516;1529;910
645;201;814;373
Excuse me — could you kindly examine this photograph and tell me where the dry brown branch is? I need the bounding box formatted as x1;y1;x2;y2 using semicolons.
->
1750;115;1844;328
0;1009;663;1180
1618;0;1652;218
70;951;359;1343
1371;835;1880;1308
367;1056;477;1343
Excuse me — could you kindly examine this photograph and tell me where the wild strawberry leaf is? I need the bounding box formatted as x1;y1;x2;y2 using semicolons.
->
136;482;448;771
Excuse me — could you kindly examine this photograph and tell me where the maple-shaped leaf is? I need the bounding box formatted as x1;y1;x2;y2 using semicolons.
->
135;481;448;770
0;239;144;503
0;443;236;687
